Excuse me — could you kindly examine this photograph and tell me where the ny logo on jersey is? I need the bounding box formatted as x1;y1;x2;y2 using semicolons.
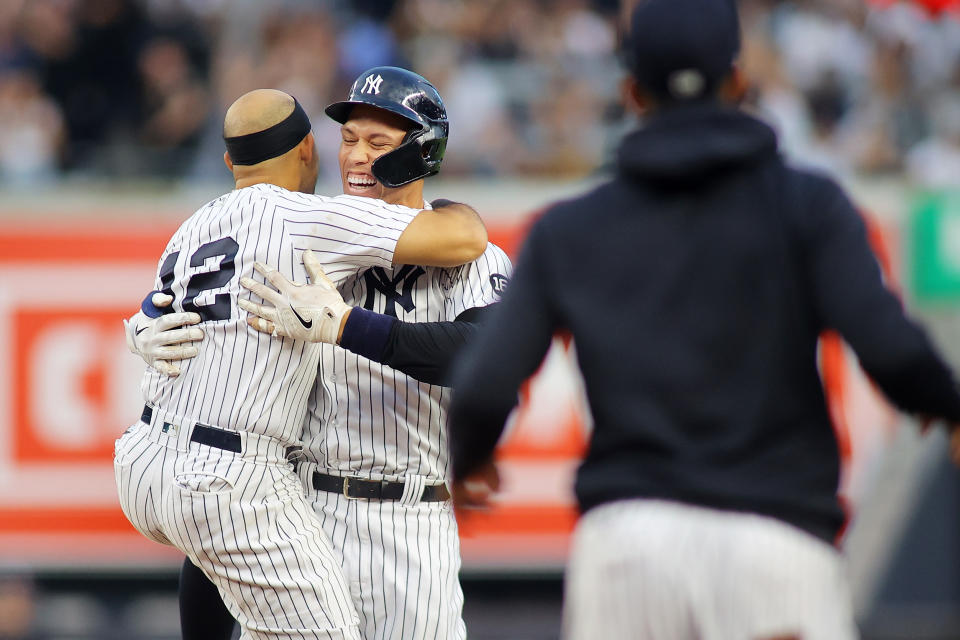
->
361;74;384;95
362;265;426;317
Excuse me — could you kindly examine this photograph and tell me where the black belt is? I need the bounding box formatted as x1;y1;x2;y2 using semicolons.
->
140;404;241;454
312;472;450;502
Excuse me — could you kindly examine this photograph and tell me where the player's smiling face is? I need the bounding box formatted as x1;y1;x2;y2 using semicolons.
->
339;105;415;204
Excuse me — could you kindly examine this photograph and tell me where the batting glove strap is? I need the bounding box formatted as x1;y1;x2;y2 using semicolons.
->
271;298;351;344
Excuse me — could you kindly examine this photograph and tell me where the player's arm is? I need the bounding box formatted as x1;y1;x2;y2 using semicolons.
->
447;220;558;506
123;292;204;377
393;199;487;267
339;306;495;385
800;175;960;421
241;242;511;382
366;239;511;382
238;249;495;384
340;236;510;383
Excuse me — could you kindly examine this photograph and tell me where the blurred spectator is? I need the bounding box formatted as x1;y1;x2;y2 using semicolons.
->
907;91;960;187
804;71;854;175
557;0;616;59
522;75;608;177
134;35;210;176
771;1;872;94
843;40;927;174
259;11;338;113
434;60;516;177
1;0;959;183
23;0;148;171
337;14;402;79
742;32;815;164
0;67;64;184
0;0;29;69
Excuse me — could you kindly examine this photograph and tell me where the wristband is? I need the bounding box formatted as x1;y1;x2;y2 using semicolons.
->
339;307;397;362
141;291;168;318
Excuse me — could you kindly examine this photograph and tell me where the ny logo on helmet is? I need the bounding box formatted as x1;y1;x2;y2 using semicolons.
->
361;74;384;95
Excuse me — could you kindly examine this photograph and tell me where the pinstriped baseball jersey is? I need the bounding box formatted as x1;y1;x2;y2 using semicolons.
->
119;183;424;639
115;416;362;639
305;481;466;640
303;242;512;482
140;184;419;445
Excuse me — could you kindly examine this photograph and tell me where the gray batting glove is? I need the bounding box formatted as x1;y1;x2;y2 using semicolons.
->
238;249;351;344
123;292;204;377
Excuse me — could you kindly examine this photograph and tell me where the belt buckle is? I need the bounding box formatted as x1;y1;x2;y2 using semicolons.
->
342;477;358;500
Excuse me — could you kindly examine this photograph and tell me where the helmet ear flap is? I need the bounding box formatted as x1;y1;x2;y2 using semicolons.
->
420;138;446;163
372;137;435;188
372;124;447;187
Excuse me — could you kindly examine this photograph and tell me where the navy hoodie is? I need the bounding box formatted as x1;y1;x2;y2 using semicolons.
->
448;104;960;543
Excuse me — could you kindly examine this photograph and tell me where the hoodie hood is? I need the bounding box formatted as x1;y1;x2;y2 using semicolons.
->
618;103;778;183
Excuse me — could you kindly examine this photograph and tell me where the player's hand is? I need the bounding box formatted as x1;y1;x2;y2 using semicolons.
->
238;249;352;344
950;427;960;466
123;292;203;377
451;459;501;512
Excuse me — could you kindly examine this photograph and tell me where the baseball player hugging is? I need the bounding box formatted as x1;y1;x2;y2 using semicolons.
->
115;86;488;640
123;68;508;640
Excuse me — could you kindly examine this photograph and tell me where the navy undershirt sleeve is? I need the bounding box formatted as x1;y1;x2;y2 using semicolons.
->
338;306;495;386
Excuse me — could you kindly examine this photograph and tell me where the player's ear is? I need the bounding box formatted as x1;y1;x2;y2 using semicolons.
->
299;132;316;165
620;75;653;118
719;65;749;105
223;151;234;172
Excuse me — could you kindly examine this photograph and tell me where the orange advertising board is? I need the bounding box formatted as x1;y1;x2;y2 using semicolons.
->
0;225;177;567
0;217;900;570
0;220;583;570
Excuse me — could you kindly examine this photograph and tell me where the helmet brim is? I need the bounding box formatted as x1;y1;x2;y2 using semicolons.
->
324;100;423;131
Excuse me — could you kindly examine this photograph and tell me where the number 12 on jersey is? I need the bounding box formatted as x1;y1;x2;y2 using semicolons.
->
157;237;240;322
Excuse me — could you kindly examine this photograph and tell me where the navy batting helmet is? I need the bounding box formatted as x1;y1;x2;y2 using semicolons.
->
325;66;448;188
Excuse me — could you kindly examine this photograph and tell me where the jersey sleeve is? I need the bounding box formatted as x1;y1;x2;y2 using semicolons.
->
445;243;513;318
275;193;420;286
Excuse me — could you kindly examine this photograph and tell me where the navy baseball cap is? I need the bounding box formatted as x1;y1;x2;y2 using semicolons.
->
622;0;741;102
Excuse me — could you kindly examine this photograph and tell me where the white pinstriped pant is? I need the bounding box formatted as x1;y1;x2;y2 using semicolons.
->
114;411;361;640
563;499;858;640
299;463;467;640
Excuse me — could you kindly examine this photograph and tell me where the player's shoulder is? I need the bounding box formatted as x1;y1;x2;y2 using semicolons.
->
231;184;346;211
527;180;619;238
476;242;512;270
231;186;418;222
446;242;512;294
782;162;848;202
327;194;422;216
168;190;239;244
779;161;857;226
247;184;336;210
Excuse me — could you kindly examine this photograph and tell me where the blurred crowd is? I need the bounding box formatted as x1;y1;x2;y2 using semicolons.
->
0;0;958;187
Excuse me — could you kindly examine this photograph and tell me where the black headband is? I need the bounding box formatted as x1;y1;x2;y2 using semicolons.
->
224;99;312;166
